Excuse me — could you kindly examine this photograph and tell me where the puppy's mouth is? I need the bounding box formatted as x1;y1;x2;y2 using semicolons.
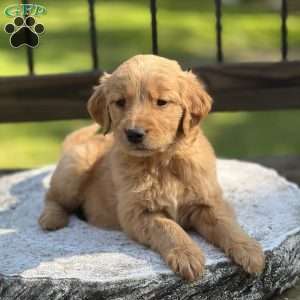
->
118;132;174;156
128;144;155;155
120;140;157;156
132;144;150;151
126;142;175;157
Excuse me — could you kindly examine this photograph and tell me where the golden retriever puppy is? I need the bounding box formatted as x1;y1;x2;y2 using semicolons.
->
39;55;265;281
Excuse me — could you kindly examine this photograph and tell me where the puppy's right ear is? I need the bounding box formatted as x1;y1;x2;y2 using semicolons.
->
181;71;212;136
87;73;111;134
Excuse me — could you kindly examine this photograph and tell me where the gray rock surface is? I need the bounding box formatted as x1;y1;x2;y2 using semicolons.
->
0;159;300;300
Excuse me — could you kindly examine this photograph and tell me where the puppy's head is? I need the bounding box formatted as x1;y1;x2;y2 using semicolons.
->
88;55;212;156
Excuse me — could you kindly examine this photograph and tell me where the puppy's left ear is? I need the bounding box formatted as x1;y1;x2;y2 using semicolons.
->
87;73;112;134
181;71;212;135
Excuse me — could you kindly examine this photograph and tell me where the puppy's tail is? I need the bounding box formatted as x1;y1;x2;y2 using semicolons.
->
62;123;100;152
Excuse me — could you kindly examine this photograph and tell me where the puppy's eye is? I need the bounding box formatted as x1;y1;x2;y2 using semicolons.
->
115;99;126;108
157;99;168;107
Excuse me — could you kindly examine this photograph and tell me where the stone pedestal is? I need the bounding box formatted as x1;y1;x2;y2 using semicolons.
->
0;160;300;299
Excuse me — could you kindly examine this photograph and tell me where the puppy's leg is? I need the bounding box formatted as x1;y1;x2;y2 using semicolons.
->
39;189;70;230
189;200;265;274
39;158;81;230
118;204;205;281
39;141;101;230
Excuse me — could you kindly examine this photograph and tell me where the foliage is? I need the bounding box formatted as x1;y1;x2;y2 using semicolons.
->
0;0;299;167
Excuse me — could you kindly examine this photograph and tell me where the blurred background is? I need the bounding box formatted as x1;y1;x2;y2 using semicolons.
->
0;0;300;169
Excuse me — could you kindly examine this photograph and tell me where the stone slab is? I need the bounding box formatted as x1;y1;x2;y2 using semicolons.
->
0;160;300;299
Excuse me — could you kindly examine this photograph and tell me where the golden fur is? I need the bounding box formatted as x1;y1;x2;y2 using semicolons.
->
39;55;265;281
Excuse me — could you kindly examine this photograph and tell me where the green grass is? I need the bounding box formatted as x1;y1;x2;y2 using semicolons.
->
0;0;299;168
0;120;90;168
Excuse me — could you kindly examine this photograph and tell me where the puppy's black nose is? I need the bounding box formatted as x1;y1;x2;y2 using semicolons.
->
125;128;145;144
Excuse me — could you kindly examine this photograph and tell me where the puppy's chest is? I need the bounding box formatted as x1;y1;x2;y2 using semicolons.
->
132;168;192;220
113;160;201;221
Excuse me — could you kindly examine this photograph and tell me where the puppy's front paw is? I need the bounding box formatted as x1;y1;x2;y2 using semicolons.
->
230;239;265;274
39;206;69;231
166;246;205;281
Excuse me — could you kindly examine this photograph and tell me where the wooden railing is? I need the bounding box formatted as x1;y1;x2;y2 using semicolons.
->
0;0;299;123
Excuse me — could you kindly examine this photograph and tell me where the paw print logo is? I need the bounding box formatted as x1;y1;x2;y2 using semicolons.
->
4;16;45;48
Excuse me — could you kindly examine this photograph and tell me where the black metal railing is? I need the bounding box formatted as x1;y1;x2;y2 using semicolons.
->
88;0;99;70
1;0;299;123
214;0;223;63
22;0;34;74
281;0;288;61
21;0;290;75
150;0;158;55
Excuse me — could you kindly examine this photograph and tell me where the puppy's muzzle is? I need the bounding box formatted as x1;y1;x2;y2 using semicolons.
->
125;128;145;144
